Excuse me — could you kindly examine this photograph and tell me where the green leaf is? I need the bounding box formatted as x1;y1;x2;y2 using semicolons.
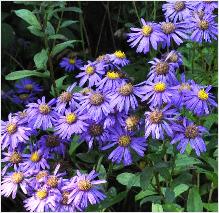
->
34;49;48;70
116;172;140;188
48;34;67;40
164;188;175;203
202;114;218;129
1;23;15;49
27;26;44;37
140;167;153;190
152;203;163;212
5;70;49;80
51;40;79;56
175;154;202;168
69;135;81;157
61;7;82;13
162;203;184;212
140;196;162;207
15;9;41;29
135;189;157;201
76;151;98;164
60;20;78;28
45;21;55;35
50;76;67;97
203;203;218;212
187;187;203;212
174;184;189;197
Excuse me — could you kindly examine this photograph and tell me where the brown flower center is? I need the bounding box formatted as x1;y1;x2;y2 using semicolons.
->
118;135;131;147
11;172;24;184
185;125;198;139
25;84;33;90
125;115;140;131
36;189;48;200
59;92;72;103
46;135;60;148
80;87;91;95
90;93;104;105
39;104;50;114
149;111;163;124
89;124;104;136
77;180;92;191
119;83;133;96
174;1;185;11
47;176;59;188
199;20;209;30
36;171;48;181
169;53;178;63
179;83;191;91
156;62;169;75
6;123;17;134
10;152;22;164
61;191;70;205
161;22;176;34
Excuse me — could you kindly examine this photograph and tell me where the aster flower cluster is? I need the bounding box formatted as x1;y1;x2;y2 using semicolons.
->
1;1;218;212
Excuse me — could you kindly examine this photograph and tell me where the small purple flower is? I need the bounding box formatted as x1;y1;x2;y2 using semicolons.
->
109;50;130;67
103;110;127;128
162;50;183;69
127;18;166;54
15;78;42;94
59;56;83;72
76;61;105;87
11;93;37;105
1;113;32;150
101;125;147;166
26;96;58;130
162;1;195;22
171;117;208;156
1;169;30;199
190;13;218;43
184;84;217;116
63;170;106;209
54;109;88;139
195;1;218;12
144;105;179;140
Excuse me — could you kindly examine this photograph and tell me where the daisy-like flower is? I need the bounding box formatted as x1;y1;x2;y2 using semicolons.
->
123;114;141;132
21;146;50;173
54;82;80;114
108;81;141;114
144;105;179;140
13;110;29;124
54;109;88;139
1;169;29;199
147;57;177;83
162;50;183;68
109;50;130;67
101;126;147;166
195;1;218;12
26;96;58;130
80;119;110;149
77;91;113;122
37;135;68;157
1;113;32;150
63;170;106;209
76;61;105;87
160;18;189;47
171;117;208;156
59;56;83;72
190;13;218;43
127;18;166;54
11;93;37;105
137;78;174;107
24;186;59;212
2;150;24;175
97;70;124;92
162;1;195;22
103;110;126;128
15;78;42;94
184;84;217;116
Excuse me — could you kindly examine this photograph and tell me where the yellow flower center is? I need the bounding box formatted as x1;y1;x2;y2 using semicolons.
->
69;58;75;64
118;135;131;147
198;89;209;100
154;82;166;92
39;104;50;114
6;123;17;134
89;124;103;136
47;176;59;188
11;172;24;184
150;111;163;124
36;189;48;200
30;152;41;162
106;71;120;79
185;125;198;139
25;84;33;90
10;152;22;164
66;113;77;124
86;66;95;75
46;135;60;147
90;93;104;105
174;1;185;11
199;20;209;30
114;50;126;59
80;87;91;95
119;83;133;96
77;180;92;191
142;25;153;36
19;94;29;100
36;171;48;181
125;115;140;131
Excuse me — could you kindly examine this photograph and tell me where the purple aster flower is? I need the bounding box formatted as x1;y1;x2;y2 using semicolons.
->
103;110;127;128
1;113;32;150
59;56;83;72
171;117;208;156
76;61;105;87
2;150;24;175
15;78;42;94
54;82;80;114
147;57;177;84
195;1;218;12
108;81;141;114
127;18;166;54
144;105;179;140
37;135;68;157
26;96;58;130
101;125;147;166
54;109;88;139
160;18;189;47
63;170;106;209
190;13;218;43
162;50;183;68
137;77;174;107
13;110;29;124
77;91;113;122
21;146;51;173
108;50;130;67
11;93;37;105
162;1;195;22
80;119;110;149
184;84;217;116
1;169;30;199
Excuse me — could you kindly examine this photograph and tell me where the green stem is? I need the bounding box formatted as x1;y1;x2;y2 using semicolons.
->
197;172;200;189
208;183;214;203
96;154;104;172
153;1;157;20
132;1;141;25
